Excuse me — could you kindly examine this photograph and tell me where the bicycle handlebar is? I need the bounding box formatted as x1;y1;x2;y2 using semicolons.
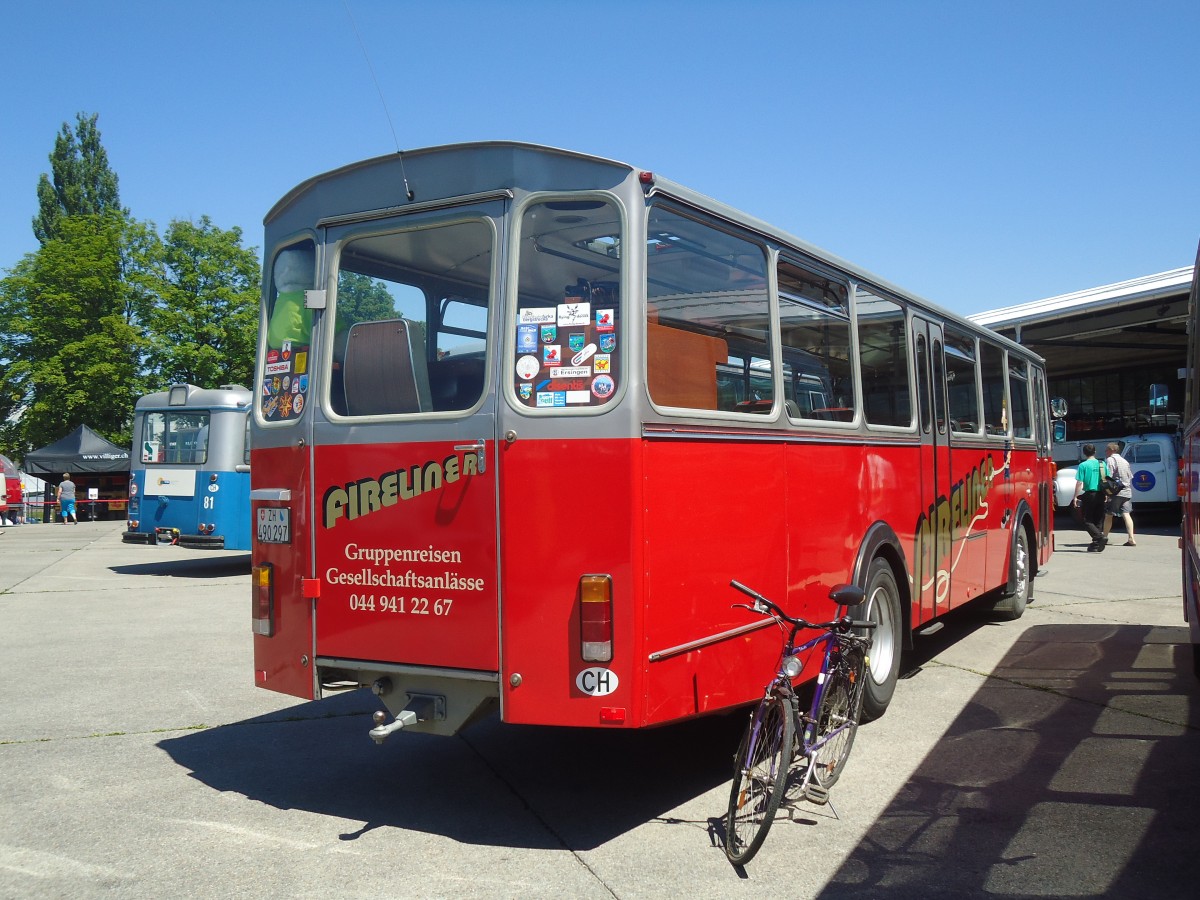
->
730;579;877;633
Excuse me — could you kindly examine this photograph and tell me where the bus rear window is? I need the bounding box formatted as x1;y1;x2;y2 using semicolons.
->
331;220;493;417
513;198;624;410
142;412;210;464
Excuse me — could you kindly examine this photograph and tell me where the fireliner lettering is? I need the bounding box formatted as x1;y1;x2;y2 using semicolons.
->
322;451;477;529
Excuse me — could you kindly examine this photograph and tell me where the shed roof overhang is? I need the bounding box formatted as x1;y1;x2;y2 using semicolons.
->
969;268;1194;378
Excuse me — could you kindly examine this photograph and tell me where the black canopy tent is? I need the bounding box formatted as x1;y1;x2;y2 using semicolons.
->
24;426;130;521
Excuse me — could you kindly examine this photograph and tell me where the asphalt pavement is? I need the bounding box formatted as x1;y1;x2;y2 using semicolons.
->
1;513;1197;899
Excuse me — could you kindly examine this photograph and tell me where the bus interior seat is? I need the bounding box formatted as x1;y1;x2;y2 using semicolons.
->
429;355;485;411
342;319;432;415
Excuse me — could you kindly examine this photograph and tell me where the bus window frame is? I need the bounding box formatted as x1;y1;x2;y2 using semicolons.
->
322;209;502;422
1007;354;1035;443
855;283;916;435
777;253;859;429
945;325;983;439
504;191;631;418
643;201;779;423
142;409;212;465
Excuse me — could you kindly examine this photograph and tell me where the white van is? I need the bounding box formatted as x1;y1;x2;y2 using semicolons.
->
1120;433;1181;509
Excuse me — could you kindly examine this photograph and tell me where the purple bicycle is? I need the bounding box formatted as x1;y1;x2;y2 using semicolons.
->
724;580;875;866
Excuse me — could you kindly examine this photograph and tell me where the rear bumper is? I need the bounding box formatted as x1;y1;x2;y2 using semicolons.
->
177;534;227;550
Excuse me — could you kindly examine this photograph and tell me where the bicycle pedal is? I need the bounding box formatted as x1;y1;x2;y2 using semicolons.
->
804;784;831;805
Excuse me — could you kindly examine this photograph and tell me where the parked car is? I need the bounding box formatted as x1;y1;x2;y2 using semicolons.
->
1120;433;1181;509
1054;460;1080;510
1054;434;1181;512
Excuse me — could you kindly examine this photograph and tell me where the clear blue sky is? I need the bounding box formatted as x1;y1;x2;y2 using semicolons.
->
3;0;1197;316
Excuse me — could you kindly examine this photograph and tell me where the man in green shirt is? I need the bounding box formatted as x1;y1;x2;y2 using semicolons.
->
1074;444;1106;551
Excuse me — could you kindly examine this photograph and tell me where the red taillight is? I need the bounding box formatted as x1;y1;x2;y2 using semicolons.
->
252;563;275;636
580;574;613;662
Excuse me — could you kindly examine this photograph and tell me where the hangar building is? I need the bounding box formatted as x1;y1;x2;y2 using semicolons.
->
970;266;1194;445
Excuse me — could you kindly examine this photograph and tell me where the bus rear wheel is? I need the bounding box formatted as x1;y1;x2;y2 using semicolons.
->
860;558;901;722
989;526;1031;621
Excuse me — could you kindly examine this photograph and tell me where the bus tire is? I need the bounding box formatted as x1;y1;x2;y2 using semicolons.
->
990;526;1031;621
860;557;901;722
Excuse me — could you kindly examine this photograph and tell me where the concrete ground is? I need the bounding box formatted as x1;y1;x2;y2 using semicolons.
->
0;513;1197;899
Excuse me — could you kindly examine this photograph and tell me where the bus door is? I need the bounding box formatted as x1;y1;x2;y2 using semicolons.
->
912;317;955;623
253;238;324;699
311;210;502;679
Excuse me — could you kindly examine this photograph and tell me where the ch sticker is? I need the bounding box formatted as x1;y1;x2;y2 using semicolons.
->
576;667;618;696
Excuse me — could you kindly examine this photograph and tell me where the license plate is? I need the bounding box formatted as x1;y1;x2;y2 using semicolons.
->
257;507;291;544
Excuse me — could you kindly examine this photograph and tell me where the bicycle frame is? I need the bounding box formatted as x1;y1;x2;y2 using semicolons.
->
726;579;873;865
754;624;858;779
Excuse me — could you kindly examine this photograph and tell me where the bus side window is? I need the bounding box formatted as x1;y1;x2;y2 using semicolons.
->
981;341;1007;436
342;319;432;415
856;288;912;428
778;259;854;423
645;205;769;414
945;326;980;435
1009;356;1032;439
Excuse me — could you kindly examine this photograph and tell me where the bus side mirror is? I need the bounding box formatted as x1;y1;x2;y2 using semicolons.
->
1050;397;1068;419
1053;420;1067;442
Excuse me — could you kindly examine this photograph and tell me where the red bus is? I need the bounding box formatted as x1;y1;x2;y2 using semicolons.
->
0;453;21;520
1180;240;1200;679
250;142;1055;738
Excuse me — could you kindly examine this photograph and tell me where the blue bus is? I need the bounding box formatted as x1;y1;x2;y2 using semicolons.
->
123;384;252;550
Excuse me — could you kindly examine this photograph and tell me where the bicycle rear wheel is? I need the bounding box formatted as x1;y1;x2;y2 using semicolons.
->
809;643;867;791
725;689;795;866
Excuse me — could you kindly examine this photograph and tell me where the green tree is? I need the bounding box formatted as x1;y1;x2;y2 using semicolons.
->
33;112;122;245
0;213;154;453
144;217;261;389
336;271;397;325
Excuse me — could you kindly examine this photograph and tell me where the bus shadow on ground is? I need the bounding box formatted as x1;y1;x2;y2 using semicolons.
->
157;689;744;850
818;622;1200;900
108;554;251;579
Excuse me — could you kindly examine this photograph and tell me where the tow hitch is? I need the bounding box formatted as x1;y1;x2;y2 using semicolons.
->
368;685;446;744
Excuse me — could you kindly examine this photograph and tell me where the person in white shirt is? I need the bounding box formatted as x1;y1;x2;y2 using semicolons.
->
1103;442;1136;546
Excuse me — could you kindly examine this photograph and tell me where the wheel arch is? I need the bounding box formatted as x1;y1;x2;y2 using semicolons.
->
852;520;912;649
1006;500;1038;597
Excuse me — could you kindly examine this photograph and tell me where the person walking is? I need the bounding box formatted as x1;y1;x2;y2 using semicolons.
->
1103;441;1136;546
1073;443;1106;551
56;473;78;524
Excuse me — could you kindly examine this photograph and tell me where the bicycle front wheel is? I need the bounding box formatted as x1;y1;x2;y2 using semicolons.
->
809;643;867;791
725;689;795;866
